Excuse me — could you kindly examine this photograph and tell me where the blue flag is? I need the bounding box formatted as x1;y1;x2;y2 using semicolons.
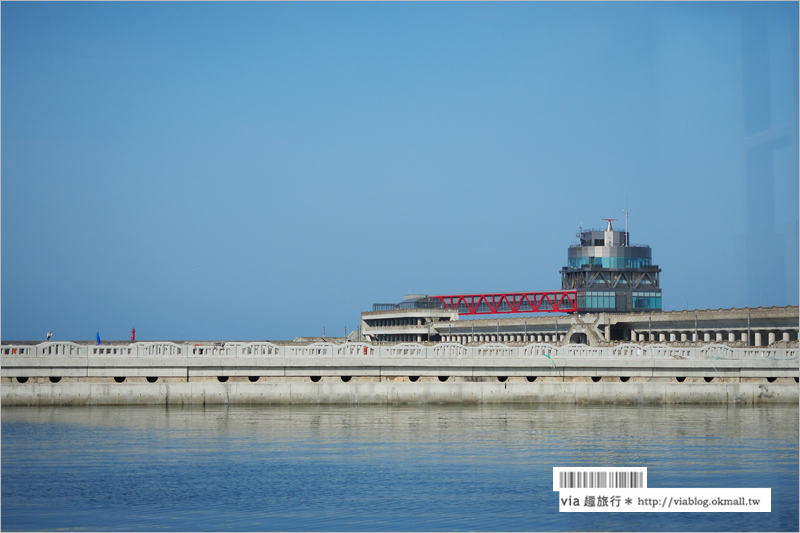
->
96;331;101;345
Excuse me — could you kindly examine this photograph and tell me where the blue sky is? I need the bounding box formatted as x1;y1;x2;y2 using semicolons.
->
2;2;798;342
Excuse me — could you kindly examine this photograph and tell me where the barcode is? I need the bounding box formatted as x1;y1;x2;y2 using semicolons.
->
553;468;647;490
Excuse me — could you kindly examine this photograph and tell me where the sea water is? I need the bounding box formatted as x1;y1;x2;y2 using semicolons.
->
1;404;797;532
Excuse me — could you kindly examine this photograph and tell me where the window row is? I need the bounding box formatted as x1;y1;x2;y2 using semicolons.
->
568;257;652;269
578;291;616;310
633;292;662;310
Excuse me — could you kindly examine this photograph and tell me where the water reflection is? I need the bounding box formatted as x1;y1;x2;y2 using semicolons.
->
2;404;797;532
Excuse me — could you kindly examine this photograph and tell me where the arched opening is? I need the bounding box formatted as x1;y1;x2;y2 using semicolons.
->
17;377;29;383
704;377;714;383
341;376;351;382
766;377;777;383
619;377;629;382
218;376;229;383
591;376;602;383
49;377;61;383
497;376;508;382
248;376;259;382
310;376;321;383
526;376;537;382
675;377;686;383
409;376;419;382
146;377;158;383
114;377;126;383
570;332;587;344
438;376;449;382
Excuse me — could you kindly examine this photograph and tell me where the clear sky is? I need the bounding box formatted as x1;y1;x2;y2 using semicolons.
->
2;2;798;342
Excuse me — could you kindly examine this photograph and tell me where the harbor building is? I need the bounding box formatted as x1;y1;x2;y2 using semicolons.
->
361;304;798;347
561;219;661;313
360;219;797;346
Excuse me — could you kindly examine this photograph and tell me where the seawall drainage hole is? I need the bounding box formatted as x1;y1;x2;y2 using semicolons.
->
49;377;61;383
114;377;126;383
526;376;537;382
409;376;419;382
310;376;321;383
146;377;158;383
248;376;259;382
341;376;351;382
438;376;449;382
218;376;229;383
591;376;602;383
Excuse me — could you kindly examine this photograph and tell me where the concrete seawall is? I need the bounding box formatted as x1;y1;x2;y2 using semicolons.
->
2;379;796;406
2;341;797;406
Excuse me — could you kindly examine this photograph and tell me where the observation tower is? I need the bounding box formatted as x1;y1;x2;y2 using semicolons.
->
561;219;661;313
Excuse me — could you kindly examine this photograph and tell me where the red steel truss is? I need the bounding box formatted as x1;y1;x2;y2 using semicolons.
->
431;290;578;315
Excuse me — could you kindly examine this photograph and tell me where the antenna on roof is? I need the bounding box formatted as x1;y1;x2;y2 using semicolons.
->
623;198;629;246
601;218;617;232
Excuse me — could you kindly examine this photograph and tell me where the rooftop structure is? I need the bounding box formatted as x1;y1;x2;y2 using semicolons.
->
562;219;661;313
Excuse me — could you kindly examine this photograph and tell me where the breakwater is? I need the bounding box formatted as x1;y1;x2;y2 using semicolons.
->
2;341;797;406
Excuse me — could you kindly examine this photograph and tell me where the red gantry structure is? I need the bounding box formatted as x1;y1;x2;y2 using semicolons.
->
431;290;578;315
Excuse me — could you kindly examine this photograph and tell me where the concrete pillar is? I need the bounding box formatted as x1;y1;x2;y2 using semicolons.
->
783;332;791;342
659;333;666;342
631;331;638;342
537;334;543;342
703;332;711;342
416;335;422;343
680;332;688;342
728;332;736;343
754;332;762;346
716;332;723;342
605;325;610;341
741;332;748;343
768;332;776;345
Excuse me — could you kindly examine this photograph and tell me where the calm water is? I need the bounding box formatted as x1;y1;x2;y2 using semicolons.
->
1;404;798;532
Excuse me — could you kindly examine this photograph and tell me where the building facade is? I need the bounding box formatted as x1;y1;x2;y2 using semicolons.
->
561;219;661;313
